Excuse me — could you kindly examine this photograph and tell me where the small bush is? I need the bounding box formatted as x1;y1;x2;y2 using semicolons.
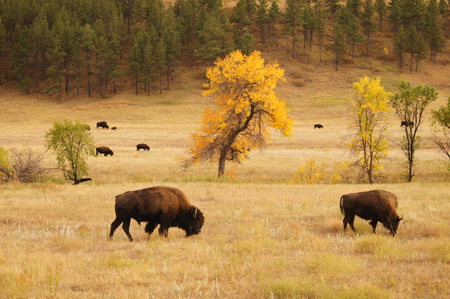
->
0;148;44;183
291;157;326;184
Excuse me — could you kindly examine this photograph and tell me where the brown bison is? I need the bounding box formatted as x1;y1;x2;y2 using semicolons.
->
400;120;414;127
340;190;402;236
96;146;114;156
136;143;150;151
314;123;324;129
110;186;205;241
96;121;109;129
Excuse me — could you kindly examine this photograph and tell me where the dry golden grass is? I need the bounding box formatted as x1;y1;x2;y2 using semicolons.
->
0;182;448;298
0;47;449;297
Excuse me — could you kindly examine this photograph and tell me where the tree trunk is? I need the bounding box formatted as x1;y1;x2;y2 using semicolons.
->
218;152;227;177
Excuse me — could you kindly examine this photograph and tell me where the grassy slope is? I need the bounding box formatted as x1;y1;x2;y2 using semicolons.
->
0;35;449;298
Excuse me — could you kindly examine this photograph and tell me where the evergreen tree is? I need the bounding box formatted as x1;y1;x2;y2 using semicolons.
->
326;0;340;20
426;0;445;63
388;0;403;31
337;7;363;57
256;0;270;49
393;25;406;68
361;0;377;52
81;24;96;97
29;8;51;90
268;1;281;37
283;0;303;59
313;1;328;63
128;29;147;95
405;25;427;72
197;15;230;61
12;24;31;93
0;17;7;86
154;38;167;94
174;0;199;63
162;7;182;90
329;23;347;70
374;0;388;31
302;5;315;51
346;0;362;17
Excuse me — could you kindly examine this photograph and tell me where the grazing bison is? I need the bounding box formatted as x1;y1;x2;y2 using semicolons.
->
340;190;402;236
96;146;114;156
96;121;109;129
136;143;150;151
111;126;117;130
314;124;324;129
110;186;205;241
400;120;414;127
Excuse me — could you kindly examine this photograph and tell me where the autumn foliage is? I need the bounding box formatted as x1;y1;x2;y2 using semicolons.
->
346;77;391;184
183;50;293;177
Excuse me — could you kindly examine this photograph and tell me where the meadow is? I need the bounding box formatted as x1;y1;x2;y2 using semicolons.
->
0;48;449;298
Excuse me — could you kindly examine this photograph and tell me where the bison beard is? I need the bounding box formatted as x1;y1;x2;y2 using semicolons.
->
340;190;402;236
109;186;205;241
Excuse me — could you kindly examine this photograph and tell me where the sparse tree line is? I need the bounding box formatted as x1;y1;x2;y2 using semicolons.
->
0;0;448;97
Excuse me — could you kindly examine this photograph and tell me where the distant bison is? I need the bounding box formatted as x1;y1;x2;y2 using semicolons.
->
314;124;324;129
96;121;109;129
111;126;117;130
110;186;205;241
96;146;114;156
340;190;402;236
137;143;150;151
400;120;414;127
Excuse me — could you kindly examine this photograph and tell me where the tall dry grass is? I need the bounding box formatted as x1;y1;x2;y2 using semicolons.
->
0;182;448;298
0;54;449;297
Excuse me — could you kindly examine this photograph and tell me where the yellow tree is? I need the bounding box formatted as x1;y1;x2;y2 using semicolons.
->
346;76;391;184
184;50;293;177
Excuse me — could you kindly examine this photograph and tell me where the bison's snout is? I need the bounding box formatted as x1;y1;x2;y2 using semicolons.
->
186;227;201;237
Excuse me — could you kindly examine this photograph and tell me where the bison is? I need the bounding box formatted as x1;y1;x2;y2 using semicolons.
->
400;120;414;127
339;190;402;236
96;121;109;129
136;143;150;151
96;146;114;156
109;186;205;241
314;124;324;129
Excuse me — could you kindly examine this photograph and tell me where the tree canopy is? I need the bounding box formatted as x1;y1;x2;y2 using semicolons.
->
183;50;293;177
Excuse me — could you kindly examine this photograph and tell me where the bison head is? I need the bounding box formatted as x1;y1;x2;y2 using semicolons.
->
391;215;403;236
184;206;205;237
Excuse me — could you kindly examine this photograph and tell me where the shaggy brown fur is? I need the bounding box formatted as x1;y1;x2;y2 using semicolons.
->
96;121;109;129
96;146;113;156
110;186;205;241
340;190;402;236
136;143;150;151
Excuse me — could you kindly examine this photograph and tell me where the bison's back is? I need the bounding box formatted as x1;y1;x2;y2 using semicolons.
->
341;189;398;217
115;186;191;215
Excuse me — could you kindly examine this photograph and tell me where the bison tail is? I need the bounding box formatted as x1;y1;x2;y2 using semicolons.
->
339;196;344;215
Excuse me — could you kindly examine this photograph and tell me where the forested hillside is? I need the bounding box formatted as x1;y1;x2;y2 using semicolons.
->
0;0;448;99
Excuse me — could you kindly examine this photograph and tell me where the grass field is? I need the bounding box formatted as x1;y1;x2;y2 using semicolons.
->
0;45;449;297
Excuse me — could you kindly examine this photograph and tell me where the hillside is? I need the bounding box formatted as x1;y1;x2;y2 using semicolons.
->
1;37;449;184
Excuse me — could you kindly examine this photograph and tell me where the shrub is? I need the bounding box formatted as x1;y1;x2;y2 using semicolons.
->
0;147;44;183
291;157;326;184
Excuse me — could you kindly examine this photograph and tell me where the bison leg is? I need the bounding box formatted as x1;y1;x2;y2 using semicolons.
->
145;222;157;235
122;218;133;242
348;215;356;232
343;214;356;232
158;226;169;237
110;217;123;239
369;220;378;234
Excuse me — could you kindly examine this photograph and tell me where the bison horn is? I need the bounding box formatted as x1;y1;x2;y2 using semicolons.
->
193;208;198;218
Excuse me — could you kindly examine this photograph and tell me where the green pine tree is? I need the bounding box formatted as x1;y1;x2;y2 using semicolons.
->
361;0;377;52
